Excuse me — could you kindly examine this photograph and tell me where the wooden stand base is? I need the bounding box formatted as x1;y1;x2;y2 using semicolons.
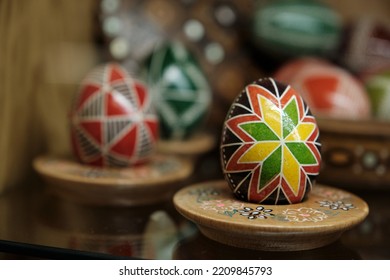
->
34;154;193;206
173;180;369;251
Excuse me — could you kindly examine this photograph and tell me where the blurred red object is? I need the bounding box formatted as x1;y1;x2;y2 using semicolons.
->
274;57;371;120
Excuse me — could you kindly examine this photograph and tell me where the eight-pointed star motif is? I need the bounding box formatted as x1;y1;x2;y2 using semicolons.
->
221;78;321;204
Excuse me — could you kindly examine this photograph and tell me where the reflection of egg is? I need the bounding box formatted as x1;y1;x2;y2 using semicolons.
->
70;63;158;167
275;57;371;119
220;78;321;204
143;41;211;140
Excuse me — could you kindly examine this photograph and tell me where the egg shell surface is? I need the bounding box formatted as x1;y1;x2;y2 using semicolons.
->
220;78;321;204
251;0;342;58
275;57;371;119
144;41;211;140
70;63;159;167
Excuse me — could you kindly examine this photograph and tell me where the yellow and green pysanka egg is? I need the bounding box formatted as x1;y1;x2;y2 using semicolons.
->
220;78;321;204
143;41;211;140
251;0;342;58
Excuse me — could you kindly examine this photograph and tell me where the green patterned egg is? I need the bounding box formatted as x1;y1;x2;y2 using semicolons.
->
143;41;211;140
251;0;342;58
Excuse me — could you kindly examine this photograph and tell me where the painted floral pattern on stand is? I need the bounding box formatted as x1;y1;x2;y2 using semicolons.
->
221;78;321;204
189;188;220;203
317;200;355;211
186;186;358;223
282;207;328;223
238;206;275;220
200;200;245;217
43;155;181;180
311;187;351;201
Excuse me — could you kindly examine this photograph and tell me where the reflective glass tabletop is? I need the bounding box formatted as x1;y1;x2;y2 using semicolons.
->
0;151;389;260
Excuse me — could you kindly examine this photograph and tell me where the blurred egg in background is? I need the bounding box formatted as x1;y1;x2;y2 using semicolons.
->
142;41;212;140
70;63;159;167
251;0;342;60
274;57;372;120
362;68;390;120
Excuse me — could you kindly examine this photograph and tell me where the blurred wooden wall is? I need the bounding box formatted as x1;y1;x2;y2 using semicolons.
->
0;0;98;193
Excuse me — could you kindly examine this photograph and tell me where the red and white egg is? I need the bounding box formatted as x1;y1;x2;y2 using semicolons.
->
275;57;371;119
70;63;159;167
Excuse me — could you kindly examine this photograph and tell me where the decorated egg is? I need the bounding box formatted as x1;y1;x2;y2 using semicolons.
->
70;63;159;167
251;0;342;58
221;78;321;204
274;57;372;119
363;68;390;119
143;41;211;140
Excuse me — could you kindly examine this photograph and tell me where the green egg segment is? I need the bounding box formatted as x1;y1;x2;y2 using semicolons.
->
252;0;342;58
143;41;211;140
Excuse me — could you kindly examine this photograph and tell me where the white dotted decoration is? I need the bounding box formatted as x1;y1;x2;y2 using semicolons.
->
362;151;378;169
101;0;120;14
184;19;205;42
109;37;130;60
103;16;121;37
205;42;225;64
215;5;236;26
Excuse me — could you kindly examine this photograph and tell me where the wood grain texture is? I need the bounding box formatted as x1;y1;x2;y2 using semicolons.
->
0;0;98;193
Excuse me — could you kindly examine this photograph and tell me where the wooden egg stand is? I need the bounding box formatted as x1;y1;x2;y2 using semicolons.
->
34;154;193;207
173;180;368;251
33;62;195;207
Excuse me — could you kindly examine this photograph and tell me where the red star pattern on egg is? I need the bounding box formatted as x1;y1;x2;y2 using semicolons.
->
70;63;158;167
221;78;321;204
